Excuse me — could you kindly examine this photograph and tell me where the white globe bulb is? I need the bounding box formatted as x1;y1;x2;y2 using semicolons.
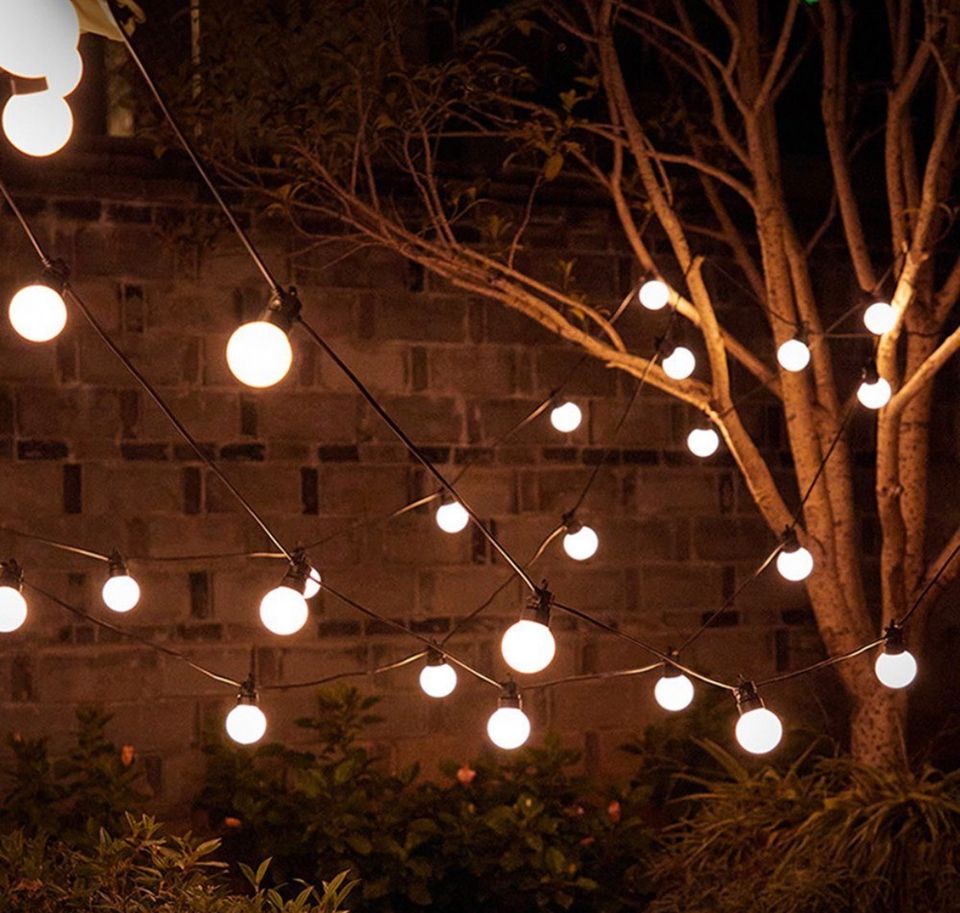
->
102;575;140;614
863;301;896;336
0;0;80;79
419;662;458;698
0;586;27;633
226;321;293;388
857;377;892;410
638;279;670;311
776;546;814;582
9;284;67;342
45;47;84;97
303;567;322;599
735;707;783;754
259;585;309;635
874;650;917;689
550;401;582;433
436;501;470;534
486;706;531;750
225;704;267;745
563;525;599;561
501;619;556;674
777;338;811;372
687;427;719;458
2;92;74;158
662;346;696;380
654;673;694;712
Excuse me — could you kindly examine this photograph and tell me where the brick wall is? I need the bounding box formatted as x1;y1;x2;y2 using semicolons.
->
0;153;872;815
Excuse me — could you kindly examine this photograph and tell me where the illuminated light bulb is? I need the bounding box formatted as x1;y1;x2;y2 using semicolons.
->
550;401;582;433
303;566;322;599
863;301;896;336
226;321;293;388
486;684;531;750
436;500;470;534
0;561;27;634
9;281;67;342
662;345;696;380
501;592;556;675
776;530;813;582
638;279;670;311
687;426;720;458
734;683;783;754
777;336;811;372
0;0;81;79
45;47;84;97
857;368;892;410
419;651;458;698
2;92;74;157
874;625;917;689
562;522;599;561
654;663;694;712
259;563;310;636
101;553;140;614
225;682;267;745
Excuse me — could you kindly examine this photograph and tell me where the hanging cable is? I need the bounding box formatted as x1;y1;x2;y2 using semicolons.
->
898;537;960;626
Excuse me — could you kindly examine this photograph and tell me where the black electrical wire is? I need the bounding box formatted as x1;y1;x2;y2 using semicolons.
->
0;526;111;563
261;650;427;692
898;536;960;626
524;662;662;691
755;637;885;688
0;182;52;266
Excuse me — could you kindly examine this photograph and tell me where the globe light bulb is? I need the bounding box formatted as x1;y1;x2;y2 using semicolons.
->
2;92;74;157
419;654;458;698
9;283;67;342
259;564;310;636
874;626;917;689
303;566;322;599
45;47;84;97
638;279;670;311
226;320;293;388
776;543;814;582
662;345;696;380
734;683;783;754
863;301;896;336
487;685;531;750
101;557;141;615
550;401;582;433
562;524;599;561
0;561;27;634
225;702;267;745
777;337;811;372
687;427;720;458
436;500;470;534
0;0;81;79
654;669;694;712
501;619;556;675
857;376;892;410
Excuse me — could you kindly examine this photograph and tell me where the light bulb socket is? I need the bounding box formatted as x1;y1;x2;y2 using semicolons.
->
0;560;23;591
882;623;906;656
792;325;809;345
734;681;765;716
8;73;47;97
261;288;302;334
662;649;682;678
280;556;311;596
237;677;259;706
862;361;880;385
562;512;582;535
107;549;129;578
425;647;446;667
38;260;69;294
498;681;522;710
779;527;801;554
521;587;553;626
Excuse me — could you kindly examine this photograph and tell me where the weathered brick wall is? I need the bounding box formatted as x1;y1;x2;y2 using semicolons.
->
0;152;848;815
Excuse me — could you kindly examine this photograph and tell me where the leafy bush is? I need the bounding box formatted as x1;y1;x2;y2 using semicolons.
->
197;686;654;912
649;742;960;913
0;814;354;913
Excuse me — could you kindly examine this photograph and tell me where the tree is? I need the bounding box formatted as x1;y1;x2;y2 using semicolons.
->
167;0;960;766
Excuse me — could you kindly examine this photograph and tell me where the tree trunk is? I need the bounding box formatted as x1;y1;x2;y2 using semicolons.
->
848;674;907;767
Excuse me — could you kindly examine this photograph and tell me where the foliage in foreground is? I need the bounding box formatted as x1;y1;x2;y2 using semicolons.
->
650;742;960;913
0;814;354;913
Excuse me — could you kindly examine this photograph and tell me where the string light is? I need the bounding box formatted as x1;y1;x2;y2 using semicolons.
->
874;624;917;689
0;560;27;633
661;344;696;380
259;561;310;635
687;425;720;458
486;682;531;749
777;333;811;372
225;679;268;745
435;498;470;534
550;401;583;433
419;649;458;698
304;566;322;599
101;551;140;614
562;517;599;561
857;363;892;410
226;290;299;388
2;91;74;158
501;590;556;675
863;301;896;336
734;681;783;754
0;0;80;79
44;47;84;97
776;528;814;582
654;656;694;711
638;278;670;311
8;265;68;342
